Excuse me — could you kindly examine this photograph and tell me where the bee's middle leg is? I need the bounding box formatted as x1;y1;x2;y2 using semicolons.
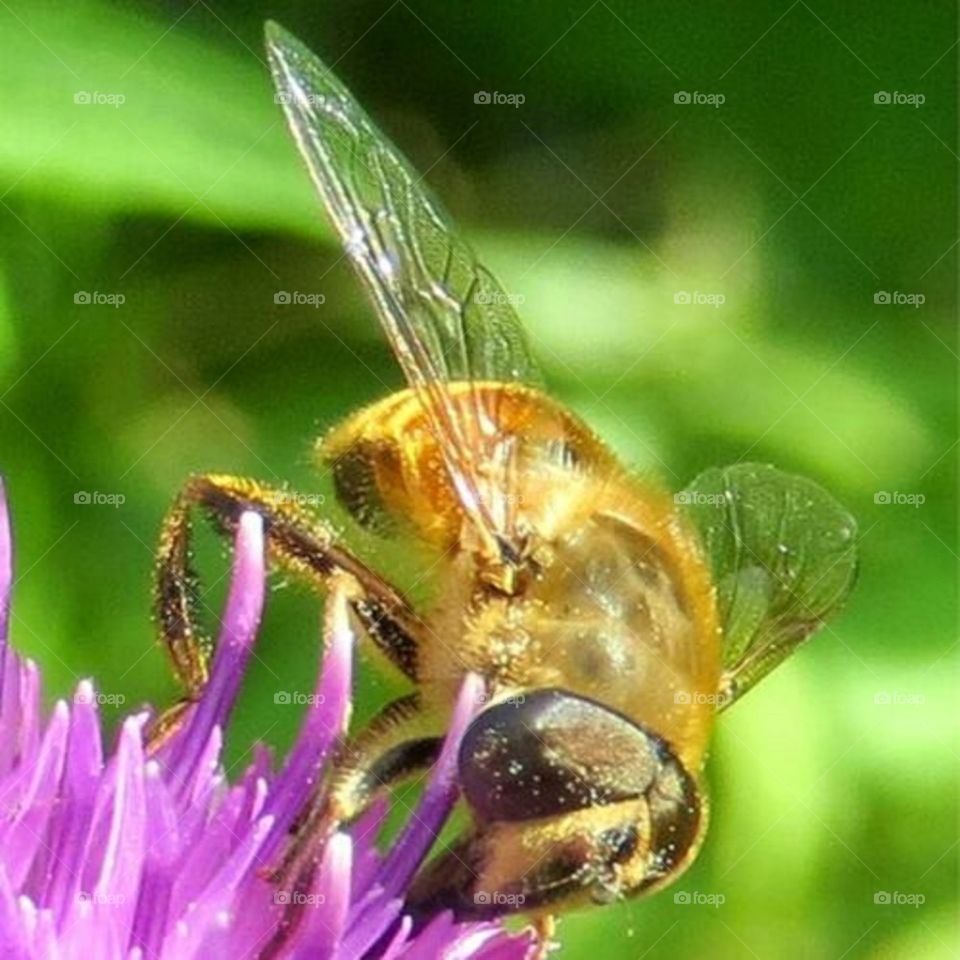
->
271;690;442;884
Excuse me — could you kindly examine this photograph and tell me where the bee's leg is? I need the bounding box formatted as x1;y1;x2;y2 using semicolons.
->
532;915;558;959
148;494;211;750
143;697;195;753
271;692;442;884
155;494;202;690
329;694;442;823
149;472;421;746
259;695;442;960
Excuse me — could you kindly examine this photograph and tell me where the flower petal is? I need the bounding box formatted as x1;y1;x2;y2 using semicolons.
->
378;672;486;897
168;511;265;785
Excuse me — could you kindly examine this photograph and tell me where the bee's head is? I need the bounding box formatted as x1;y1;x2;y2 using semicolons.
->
406;688;706;918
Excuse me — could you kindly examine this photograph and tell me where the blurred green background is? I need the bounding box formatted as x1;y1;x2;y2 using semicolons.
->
0;1;956;957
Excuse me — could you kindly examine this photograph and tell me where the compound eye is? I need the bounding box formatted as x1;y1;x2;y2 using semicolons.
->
642;755;703;887
457;688;664;823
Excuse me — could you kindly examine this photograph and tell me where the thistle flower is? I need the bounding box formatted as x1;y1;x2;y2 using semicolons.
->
0;483;534;959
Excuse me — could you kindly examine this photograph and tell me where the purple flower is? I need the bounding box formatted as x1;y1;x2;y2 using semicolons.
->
0;483;534;959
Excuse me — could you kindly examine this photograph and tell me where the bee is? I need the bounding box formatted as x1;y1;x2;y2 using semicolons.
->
151;19;858;938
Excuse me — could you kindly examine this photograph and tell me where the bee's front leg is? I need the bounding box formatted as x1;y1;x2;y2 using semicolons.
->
148;472;422;748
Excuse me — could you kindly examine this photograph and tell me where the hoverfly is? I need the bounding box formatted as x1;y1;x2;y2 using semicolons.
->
151;19;858;939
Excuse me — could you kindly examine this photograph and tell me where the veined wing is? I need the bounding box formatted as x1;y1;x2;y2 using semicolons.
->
266;22;541;560
680;462;858;708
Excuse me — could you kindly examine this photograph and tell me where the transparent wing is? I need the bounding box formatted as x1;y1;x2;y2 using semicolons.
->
266;21;541;557
680;462;858;708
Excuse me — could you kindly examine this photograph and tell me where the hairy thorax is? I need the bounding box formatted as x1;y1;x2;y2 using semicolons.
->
421;468;721;769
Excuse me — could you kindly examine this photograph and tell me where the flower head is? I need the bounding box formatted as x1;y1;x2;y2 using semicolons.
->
0;482;534;959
